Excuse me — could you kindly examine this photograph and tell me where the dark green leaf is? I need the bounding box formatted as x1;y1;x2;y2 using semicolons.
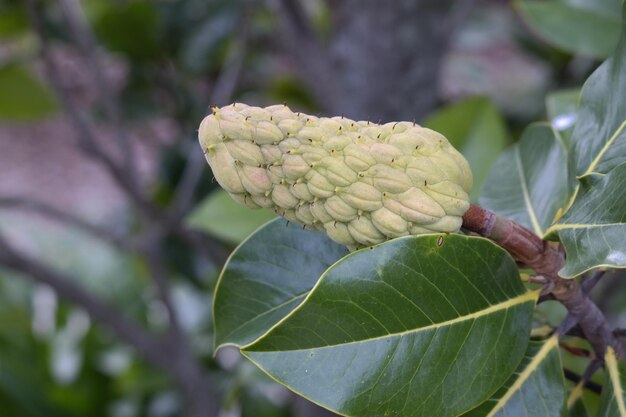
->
569;5;626;178
514;0;622;58
480;123;569;236
424;97;509;202
546;7;626;276
0;64;57;120
186;190;277;245
0;3;28;38
213;218;346;349
462;336;566;417
596;348;626;417
93;1;162;60
243;235;537;417
550;163;626;277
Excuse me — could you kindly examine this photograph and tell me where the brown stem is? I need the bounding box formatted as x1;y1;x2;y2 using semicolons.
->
463;204;624;360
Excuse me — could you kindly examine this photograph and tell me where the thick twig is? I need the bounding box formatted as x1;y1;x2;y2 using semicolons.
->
462;204;624;361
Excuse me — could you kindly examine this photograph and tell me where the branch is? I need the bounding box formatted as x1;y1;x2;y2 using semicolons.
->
462;204;624;361
0;197;137;251
57;0;138;187
0;234;176;375
265;0;338;111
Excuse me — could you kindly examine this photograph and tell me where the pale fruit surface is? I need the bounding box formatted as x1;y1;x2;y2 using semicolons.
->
199;103;472;248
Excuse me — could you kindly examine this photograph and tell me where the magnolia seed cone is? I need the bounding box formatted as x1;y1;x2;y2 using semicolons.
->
199;103;472;248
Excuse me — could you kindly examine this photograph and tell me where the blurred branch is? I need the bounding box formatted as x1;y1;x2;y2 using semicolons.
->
0;197;137;251
0;233;172;372
57;0;138;187
24;0;145;208
25;0;229;266
171;21;249;220
582;269;606;294
266;0;338;111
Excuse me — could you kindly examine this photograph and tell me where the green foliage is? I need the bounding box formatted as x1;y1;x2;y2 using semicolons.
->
462;337;566;417
546;5;626;276
480;123;569;236
596;348;626;417
0;64;57;120
5;1;626;416
241;235;536;417
187;190;277;245
515;0;623;58
213;218;347;348
92;1;163;61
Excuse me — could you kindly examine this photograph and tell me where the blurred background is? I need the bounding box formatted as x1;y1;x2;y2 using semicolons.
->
0;0;622;416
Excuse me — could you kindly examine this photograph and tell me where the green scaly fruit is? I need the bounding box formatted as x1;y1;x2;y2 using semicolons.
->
199;103;472;248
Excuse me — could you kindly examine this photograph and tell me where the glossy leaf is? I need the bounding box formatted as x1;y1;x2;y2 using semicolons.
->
213;218;346;349
514;0;622;58
462;336;566;417
547;88;580;148
480;123;569;236
550;163;626;277
424;97;509;201
0;64;57;120
596;348;626;417
243;235;537;417
186;189;276;245
569;5;626;178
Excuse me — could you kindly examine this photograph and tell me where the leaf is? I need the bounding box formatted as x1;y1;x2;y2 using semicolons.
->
186;190;277;245
546;88;581;148
461;336;566;417
569;5;626;178
0;64;57;120
567;383;590;417
545;7;626;277
514;0;622;58
92;1;162;60
596;347;626;417
479;123;569;236
243;235;538;417
423;97;509;202
213;218;347;349
550;163;626;277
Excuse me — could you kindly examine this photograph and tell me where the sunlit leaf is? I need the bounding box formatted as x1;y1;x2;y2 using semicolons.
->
186;190;276;245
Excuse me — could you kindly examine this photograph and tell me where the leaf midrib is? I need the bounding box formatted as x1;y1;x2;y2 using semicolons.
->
245;290;538;352
606;347;626;417
486;336;558;417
